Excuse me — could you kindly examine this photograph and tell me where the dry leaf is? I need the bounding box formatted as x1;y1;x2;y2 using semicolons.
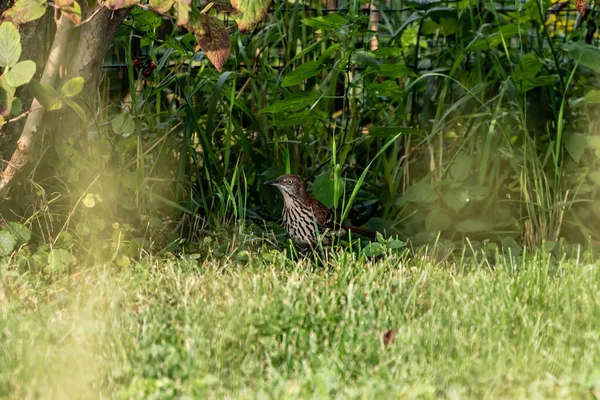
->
575;0;587;16
190;13;230;72
383;329;398;346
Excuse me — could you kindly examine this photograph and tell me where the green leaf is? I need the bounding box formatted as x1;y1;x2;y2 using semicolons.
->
442;185;491;212
352;50;380;70
2;0;47;25
502;236;521;257
455;219;494;233
449;153;472;181
0;230;17;257
0;22;21;69
149;0;174;13
425;210;451;232
261;93;318;114
562;42;600;73
368;127;416;137
7;222;31;245
588;171;600;186
401;180;437;204
65;99;87;123
11;97;22;115
311;171;345;209
0;116;4;128
83;193;96;208
302;13;347;30
47;248;75;272
564;133;587;163
512;53;541;82
378;63;410;79
362;242;385;257
3;60;36;87
231;0;272;31
61;76;84;97
584;90;600;104
282;60;325;87
112;113;135;136
28;80;61;110
518;76;557;93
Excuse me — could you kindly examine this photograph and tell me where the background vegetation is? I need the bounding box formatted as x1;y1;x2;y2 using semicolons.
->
1;0;600;397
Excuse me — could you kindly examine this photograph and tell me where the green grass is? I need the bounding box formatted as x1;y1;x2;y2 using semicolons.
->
2;247;600;399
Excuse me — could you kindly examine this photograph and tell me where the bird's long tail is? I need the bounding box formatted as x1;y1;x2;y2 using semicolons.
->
343;224;378;239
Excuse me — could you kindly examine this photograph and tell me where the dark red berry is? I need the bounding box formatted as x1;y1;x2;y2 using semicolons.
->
133;59;141;68
142;69;151;78
149;61;156;70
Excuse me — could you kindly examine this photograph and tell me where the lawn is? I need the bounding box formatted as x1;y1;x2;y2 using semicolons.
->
2;247;599;399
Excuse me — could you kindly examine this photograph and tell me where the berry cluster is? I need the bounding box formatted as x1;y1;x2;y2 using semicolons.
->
133;59;157;78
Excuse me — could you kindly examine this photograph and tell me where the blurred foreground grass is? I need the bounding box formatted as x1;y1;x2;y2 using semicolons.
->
1;248;600;399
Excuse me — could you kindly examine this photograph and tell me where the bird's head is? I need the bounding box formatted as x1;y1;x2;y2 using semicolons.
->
264;174;306;199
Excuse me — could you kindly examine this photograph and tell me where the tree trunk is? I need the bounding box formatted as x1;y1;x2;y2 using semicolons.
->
0;4;130;198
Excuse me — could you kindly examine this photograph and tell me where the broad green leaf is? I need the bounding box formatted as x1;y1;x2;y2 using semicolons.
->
353;50;380;70
362;242;385;257
0;22;21;69
449;153;472;181
61;76;84;97
589;171;600;186
47;248;75;272
112;113;135;136
502;236;521;257
469;23;530;51
369;80;402;97
311;171;345;209
455;219;494;233
149;0;174;13
562;42;600;73
60;1;82;25
378;63;410;78
425;210;451;232
1;0;47;25
442;185;491;212
261;93;318;114
28;80;61;110
302;13;347;30
231;0;271;31
282;60;325;87
7;222;31;245
564;133;587;162
512;53;541;82
3;60;36;87
11;97;22;115
401;180;437;204
0;230;17;257
65;99;87;123
518;75;557;92
584;89;600;104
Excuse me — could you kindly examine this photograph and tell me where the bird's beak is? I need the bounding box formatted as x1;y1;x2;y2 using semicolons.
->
264;179;276;186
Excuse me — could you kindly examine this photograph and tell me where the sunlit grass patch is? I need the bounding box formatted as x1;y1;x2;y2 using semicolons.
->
2;249;599;398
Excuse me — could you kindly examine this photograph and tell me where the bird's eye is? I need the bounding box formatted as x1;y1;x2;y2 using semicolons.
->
287;179;292;185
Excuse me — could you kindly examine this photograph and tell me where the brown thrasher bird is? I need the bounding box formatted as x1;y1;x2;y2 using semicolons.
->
264;174;376;249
